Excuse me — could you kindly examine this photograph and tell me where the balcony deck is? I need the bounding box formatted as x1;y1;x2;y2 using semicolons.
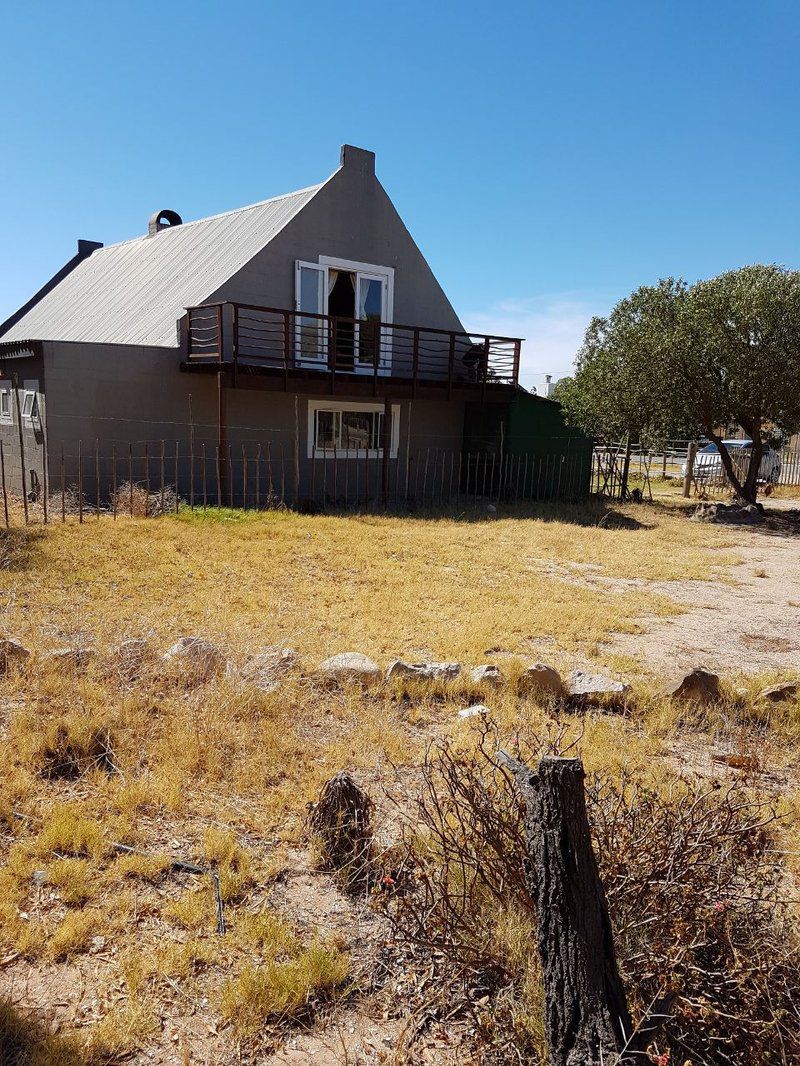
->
180;302;522;398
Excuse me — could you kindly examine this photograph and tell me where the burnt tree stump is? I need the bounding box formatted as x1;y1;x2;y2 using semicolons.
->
500;754;636;1065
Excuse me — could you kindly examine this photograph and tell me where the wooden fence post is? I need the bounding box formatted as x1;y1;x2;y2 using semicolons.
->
498;753;671;1065
0;441;9;528
683;442;697;498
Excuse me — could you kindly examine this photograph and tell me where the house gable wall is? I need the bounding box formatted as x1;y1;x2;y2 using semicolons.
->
207;152;463;333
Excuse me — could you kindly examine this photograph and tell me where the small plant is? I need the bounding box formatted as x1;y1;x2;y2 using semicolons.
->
48;909;101;961
47;857;95;905
202;826;253;902
36;805;105;859
219;943;349;1035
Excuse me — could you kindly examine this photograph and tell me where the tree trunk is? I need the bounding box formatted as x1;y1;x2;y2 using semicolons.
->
513;756;634;1065
619;435;632;501
739;416;763;504
704;428;748;500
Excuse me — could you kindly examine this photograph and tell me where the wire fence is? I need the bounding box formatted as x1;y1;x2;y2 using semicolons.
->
0;437;594;526
593;440;800;496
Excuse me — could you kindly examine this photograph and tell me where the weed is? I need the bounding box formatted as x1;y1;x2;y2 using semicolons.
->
219;943;349;1035
47;857;95;905
35;806;105;858
48;910;101;961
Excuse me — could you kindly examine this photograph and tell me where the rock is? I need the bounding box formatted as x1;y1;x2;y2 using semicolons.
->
693;502;764;525
385;660;462;682
664;667;721;705
317;652;381;686
115;639;151;677
232;646;298;693
457;704;491;719
470;664;503;687
163;637;225;680
519;663;565;700
757;681;798;703
89;935;107;953
32;870;47;887
486;504;497;514
0;638;30;674
45;646;94;672
567;670;630;707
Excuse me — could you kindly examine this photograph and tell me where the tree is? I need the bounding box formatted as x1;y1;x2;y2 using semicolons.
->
555;280;692;497
559;266;800;503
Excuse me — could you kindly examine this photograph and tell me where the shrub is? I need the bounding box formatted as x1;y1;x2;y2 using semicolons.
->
380;727;799;1064
25;717;116;780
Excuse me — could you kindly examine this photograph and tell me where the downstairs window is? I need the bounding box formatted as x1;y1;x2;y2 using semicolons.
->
308;401;400;458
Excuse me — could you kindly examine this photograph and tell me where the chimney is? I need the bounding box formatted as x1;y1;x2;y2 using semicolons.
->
340;144;375;176
148;209;183;237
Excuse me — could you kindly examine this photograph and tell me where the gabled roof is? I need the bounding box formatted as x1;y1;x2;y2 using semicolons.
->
0;182;323;348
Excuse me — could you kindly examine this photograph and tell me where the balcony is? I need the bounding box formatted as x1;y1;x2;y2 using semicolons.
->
181;302;521;398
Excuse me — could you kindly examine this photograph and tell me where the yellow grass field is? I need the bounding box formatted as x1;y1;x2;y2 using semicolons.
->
0;501;796;1063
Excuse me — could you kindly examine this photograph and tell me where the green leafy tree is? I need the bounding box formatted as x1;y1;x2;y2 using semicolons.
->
559;266;800;502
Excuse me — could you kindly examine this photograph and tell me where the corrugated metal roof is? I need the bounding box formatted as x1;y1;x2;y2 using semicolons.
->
1;182;324;347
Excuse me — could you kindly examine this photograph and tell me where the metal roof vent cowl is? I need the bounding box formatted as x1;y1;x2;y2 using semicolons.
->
148;209;182;236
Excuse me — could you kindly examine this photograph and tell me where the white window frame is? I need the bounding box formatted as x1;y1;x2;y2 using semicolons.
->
21;381;40;423
307;400;401;459
0;381;12;424
295;257;395;375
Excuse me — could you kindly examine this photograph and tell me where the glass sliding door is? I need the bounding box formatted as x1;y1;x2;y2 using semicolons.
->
355;273;388;373
295;261;327;365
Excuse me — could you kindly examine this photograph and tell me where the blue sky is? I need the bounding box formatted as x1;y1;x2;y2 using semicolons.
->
2;1;799;389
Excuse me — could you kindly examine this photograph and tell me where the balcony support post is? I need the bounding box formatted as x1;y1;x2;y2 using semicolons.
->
411;329;420;399
283;310;291;392
217;368;227;506
382;397;392;509
231;303;238;389
447;333;456;400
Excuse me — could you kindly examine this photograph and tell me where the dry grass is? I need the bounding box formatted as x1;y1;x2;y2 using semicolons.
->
0;501;791;1062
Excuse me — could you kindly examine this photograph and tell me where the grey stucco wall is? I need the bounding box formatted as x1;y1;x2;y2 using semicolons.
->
209;148;463;334
0;352;46;497
37;341;469;506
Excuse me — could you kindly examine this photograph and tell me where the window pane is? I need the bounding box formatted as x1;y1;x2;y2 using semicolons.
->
358;277;383;320
341;411;375;451
298;265;325;359
0;392;9;417
316;410;337;450
299;266;322;314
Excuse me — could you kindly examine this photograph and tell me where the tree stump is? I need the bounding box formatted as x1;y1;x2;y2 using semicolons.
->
500;754;636;1065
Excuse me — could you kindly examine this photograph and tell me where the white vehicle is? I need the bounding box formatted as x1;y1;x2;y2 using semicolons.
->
681;439;781;484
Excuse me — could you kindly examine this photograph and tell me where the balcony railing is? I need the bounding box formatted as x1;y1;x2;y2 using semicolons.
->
183;302;521;395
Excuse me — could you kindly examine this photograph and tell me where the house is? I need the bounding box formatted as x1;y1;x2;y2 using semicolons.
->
0;145;578;508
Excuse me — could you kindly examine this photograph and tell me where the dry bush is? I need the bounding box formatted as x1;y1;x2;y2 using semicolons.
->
308;771;376;893
0;528;39;571
380;726;799;1065
25;717;116;780
109;481;179;517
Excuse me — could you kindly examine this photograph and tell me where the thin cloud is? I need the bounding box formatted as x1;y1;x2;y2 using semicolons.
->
465;294;611;391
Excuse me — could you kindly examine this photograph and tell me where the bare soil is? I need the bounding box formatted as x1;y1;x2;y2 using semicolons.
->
607;504;800;675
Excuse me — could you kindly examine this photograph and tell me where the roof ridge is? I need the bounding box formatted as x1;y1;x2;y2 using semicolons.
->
96;182;325;253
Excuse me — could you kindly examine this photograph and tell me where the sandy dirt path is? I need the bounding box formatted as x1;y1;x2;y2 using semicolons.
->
607;508;800;675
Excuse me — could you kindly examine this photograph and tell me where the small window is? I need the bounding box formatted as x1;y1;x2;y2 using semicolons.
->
0;383;12;424
21;391;38;420
308;401;399;458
